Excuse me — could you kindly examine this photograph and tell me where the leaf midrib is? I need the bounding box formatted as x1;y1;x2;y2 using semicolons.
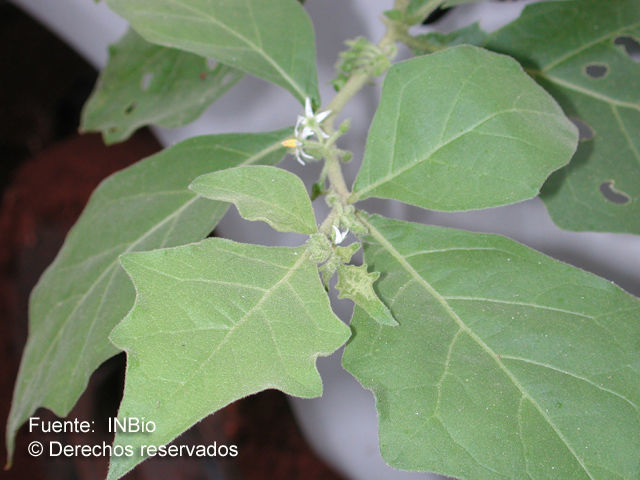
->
130;0;307;101
538;21;640;73
359;213;596;480
14;136;288;426
352;107;558;202
529;70;640;111
118;247;309;401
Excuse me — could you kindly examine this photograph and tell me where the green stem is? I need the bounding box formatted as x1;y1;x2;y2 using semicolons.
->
325;149;350;203
323;22;398;130
319;23;400;211
396;30;443;53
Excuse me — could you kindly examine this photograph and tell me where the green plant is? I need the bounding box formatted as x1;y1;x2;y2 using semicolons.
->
6;0;640;478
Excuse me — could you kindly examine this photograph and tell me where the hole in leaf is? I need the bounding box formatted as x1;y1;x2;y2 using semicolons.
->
614;36;640;62
600;181;630;204
140;72;153;91
584;63;608;78
206;58;217;70
124;102;136;115
570;117;594;141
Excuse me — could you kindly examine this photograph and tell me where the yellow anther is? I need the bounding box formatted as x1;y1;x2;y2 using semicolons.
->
281;138;299;148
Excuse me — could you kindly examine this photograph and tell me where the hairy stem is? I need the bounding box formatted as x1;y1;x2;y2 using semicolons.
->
319;20;403;217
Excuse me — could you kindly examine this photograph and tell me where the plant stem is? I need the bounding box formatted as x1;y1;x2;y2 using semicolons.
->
319;21;401;215
396;30;443;53
323;27;396;130
324;149;350;202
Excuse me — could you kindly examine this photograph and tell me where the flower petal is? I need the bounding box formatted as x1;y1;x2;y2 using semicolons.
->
304;97;314;118
316;110;331;123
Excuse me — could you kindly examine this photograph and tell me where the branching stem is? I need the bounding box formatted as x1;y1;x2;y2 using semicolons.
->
315;1;444;237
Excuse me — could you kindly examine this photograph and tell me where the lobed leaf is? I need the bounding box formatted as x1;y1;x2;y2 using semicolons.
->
5;129;290;463
81;29;244;144
107;239;350;479
336;264;397;326
351;45;578;211
105;0;320;105
190;165;317;234
343;214;640;479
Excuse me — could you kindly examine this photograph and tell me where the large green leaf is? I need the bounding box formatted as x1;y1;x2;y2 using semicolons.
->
485;0;640;234
344;214;640;479
5;129;290;463
107;239;350;480
414;0;640;234
351;45;578;211
190;165;317;234
81;29;243;145
105;0;320;104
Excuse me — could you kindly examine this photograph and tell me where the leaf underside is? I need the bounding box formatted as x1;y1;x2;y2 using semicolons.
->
81;29;244;144
344;214;640;480
105;0;320;104
352;45;578;211
6;129;291;463
107;239;350;480
190;165;317;234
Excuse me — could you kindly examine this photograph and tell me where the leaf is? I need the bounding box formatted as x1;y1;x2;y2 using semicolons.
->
336;264;398;326
413;1;640;234
80;29;243;145
343;214;640;479
106;238;350;480
351;45;578;211
5;129;291;463
105;0;320;105
404;0;485;24
442;0;488;6
190;165;316;234
483;0;640;234
410;23;489;55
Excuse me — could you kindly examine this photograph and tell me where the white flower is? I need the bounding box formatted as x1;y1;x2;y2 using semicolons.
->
283;98;332;165
296;98;331;140
295;141;314;165
332;225;349;245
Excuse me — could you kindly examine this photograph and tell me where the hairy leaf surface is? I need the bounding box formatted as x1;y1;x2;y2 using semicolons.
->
336;264;397;326
81;29;243;144
415;0;640;233
351;45;578;211
107;239;350;479
6;130;290;462
191;165;317;234
344;214;640;479
411;23;489;55
487;0;640;234
105;0;320;104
